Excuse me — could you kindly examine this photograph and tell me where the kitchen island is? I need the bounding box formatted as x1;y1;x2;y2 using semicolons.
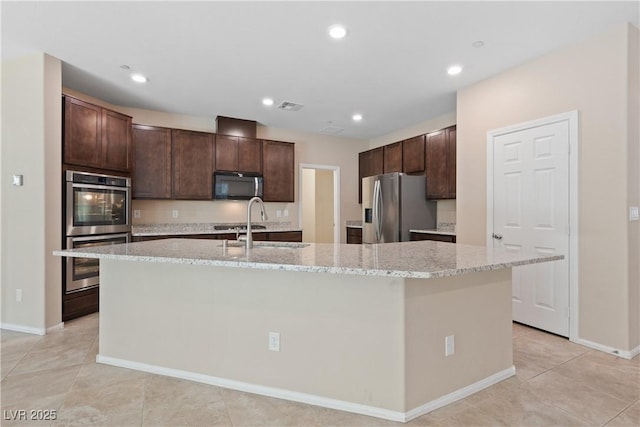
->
55;240;561;422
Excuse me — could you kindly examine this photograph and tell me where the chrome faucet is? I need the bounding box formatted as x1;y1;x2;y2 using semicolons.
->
245;196;268;249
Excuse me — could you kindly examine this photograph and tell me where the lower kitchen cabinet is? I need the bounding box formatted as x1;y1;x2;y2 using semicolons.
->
410;232;456;243
346;227;362;244
132;231;302;243
62;287;99;322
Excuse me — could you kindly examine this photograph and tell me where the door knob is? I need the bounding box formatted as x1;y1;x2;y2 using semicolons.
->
492;233;503;240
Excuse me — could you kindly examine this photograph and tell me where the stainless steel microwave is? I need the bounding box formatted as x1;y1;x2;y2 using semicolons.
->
213;172;263;200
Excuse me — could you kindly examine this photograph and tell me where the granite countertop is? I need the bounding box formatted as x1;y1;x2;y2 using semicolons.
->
132;222;302;236
410;222;456;236
346;220;362;228
54;239;562;280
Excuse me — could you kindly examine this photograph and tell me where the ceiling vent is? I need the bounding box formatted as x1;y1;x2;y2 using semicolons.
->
320;125;344;134
277;101;304;111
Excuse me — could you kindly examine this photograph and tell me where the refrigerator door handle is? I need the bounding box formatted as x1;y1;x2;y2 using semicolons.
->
374;179;383;241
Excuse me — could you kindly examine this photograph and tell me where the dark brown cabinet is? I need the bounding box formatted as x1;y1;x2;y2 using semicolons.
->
426;125;456;199
64;96;132;172
410;232;456;243
262;140;295;202
132;230;302;242
132;125;172;199
402;135;425;174
346;227;362;244
358;147;384;203
383;142;403;173
172;129;214;200
215;135;262;173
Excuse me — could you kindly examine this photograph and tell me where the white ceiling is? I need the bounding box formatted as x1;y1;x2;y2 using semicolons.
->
2;1;638;140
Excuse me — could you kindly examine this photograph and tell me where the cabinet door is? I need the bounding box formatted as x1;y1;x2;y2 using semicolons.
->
132;125;172;199
215;135;239;172
101;109;132;172
402;135;425;173
383;142;403;173
238;137;262;173
267;231;302;242
447;126;457;198
369;147;384;176
262;140;295;202
64;96;102;168
172;130;214;199
358;151;368;203
426;130;448;199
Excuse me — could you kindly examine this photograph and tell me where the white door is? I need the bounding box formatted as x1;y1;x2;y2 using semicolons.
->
491;120;570;337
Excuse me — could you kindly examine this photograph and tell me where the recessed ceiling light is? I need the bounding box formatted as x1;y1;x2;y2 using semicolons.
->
352;113;363;122
130;73;148;83
472;40;484;48
328;25;347;39
447;65;462;76
262;98;274;106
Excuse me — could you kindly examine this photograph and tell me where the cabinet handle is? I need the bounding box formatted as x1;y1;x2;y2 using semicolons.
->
492;233;503;240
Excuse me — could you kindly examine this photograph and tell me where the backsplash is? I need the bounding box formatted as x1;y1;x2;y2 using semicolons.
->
132;199;298;225
436;199;456;226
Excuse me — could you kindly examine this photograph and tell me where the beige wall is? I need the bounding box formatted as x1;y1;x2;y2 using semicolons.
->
301;168;316;242
457;23;639;351
1;53;62;331
63;88;368;243
315;169;334;243
627;25;640;350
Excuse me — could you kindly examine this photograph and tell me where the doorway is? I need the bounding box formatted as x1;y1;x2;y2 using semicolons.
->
487;111;579;339
299;164;340;243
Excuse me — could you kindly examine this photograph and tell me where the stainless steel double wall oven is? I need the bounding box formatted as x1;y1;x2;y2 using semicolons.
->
63;170;131;319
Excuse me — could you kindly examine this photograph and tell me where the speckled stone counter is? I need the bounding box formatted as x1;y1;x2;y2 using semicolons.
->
55;239;560;279
132;222;301;236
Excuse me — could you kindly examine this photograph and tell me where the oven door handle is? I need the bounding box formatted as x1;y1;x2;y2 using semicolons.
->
69;182;130;191
68;233;130;243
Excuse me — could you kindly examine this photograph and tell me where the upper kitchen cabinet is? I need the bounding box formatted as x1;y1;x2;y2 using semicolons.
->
216;116;257;139
426;125;456;199
63;95;132;172
172;129;215;200
402;135;425;174
262;140;295;202
132;125;172;199
383;142;403;173
215;135;262;174
358;147;384;203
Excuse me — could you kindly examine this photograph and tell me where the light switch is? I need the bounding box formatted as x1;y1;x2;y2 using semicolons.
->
134;209;141;219
630;206;639;221
12;175;23;186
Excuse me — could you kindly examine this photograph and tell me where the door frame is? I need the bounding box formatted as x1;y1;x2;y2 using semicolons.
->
298;163;341;244
486;110;579;341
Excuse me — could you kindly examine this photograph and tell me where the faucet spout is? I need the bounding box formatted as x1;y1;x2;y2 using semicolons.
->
246;196;267;249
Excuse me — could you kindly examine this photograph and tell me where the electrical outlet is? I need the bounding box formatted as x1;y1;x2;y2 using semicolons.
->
172;210;179;219
16;289;22;302
630;206;639;221
12;175;23;186
134;209;141;219
269;332;280;352
283;209;289;217
445;335;455;356
276;210;282;218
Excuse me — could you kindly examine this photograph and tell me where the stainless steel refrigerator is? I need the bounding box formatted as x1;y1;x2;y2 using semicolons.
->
362;173;436;243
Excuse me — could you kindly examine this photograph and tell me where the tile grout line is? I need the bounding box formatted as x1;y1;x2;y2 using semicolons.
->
600;398;639;426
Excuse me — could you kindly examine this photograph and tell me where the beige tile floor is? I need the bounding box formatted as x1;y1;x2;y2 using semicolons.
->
1;314;638;426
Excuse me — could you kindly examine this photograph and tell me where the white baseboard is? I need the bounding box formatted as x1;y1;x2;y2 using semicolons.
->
0;322;46;335
97;354;515;422
573;337;639;360
404;366;516;422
